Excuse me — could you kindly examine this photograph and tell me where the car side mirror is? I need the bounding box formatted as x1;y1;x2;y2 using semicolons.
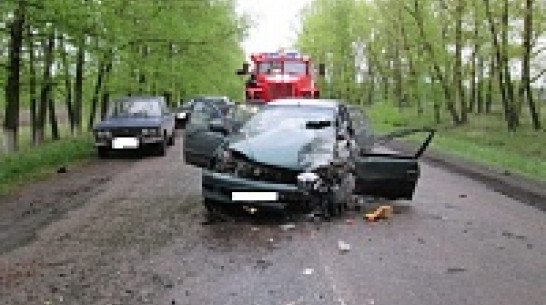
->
318;63;326;76
237;62;250;75
209;119;229;135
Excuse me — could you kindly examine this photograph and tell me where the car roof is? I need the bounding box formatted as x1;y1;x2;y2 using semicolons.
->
267;99;340;108
116;96;164;102
191;96;230;101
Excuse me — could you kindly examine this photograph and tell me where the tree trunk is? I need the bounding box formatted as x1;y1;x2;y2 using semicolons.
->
455;0;467;124
486;56;494;113
477;56;484;114
501;0;518;129
100;59;113;121
521;0;541;130
59;34;74;133
74;36;85;134
483;0;513;130
3;2;25;152
88;56;106;130
37;29;55;144
27;24;38;145
410;0;461;125
469;3;479;114
48;83;59;140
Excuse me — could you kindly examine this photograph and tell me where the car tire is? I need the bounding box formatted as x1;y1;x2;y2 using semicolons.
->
156;137;167;156
97;147;109;159
326;193;341;218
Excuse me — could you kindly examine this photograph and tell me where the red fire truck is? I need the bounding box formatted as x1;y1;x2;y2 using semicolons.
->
237;51;324;102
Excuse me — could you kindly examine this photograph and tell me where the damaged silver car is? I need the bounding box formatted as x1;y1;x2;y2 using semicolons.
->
183;99;434;218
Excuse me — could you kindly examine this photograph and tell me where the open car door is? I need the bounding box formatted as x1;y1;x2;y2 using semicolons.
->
183;119;227;168
183;102;260;168
183;102;228;168
353;128;435;200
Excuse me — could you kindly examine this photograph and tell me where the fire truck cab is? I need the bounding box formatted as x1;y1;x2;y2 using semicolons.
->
237;51;324;102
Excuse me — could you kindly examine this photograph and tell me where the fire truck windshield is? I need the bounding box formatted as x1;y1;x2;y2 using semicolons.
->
284;62;307;75
258;61;281;74
257;61;307;75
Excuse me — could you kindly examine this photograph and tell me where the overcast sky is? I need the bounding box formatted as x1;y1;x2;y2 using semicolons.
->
236;0;312;56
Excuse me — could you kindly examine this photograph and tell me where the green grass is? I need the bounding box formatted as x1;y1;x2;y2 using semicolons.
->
0;133;95;195
366;101;546;182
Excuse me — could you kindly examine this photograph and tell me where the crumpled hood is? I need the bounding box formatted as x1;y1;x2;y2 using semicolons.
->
228;126;335;171
94;117;163;130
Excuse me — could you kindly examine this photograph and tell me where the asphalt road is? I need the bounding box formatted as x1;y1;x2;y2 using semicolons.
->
0;134;544;305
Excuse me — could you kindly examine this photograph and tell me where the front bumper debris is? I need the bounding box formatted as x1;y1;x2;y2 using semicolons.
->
202;170;304;210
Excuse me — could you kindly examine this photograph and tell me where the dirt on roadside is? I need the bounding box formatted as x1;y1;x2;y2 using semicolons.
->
0;159;135;254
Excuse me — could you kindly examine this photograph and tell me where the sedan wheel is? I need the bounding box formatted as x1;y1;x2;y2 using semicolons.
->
156;137;167;156
97;147;109;159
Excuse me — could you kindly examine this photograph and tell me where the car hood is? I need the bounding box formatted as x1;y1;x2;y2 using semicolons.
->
94;117;163;129
228;127;335;171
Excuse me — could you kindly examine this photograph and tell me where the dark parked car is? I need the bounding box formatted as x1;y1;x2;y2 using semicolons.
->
183;99;435;218
173;96;233;129
93;96;176;158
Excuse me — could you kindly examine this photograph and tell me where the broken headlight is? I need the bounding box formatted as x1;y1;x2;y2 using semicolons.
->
297;172;323;193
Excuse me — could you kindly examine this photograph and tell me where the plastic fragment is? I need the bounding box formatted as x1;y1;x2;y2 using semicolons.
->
280;223;296;231
303;268;314;275
338;240;351;253
365;205;393;222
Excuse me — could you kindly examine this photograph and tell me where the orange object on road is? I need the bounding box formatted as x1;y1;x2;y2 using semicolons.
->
365;205;393;222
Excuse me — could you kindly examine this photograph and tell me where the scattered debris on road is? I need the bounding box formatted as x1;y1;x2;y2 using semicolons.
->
302;268;314;275
446;267;466;274
280;223;296;231
338;240;351;253
365;205;393;222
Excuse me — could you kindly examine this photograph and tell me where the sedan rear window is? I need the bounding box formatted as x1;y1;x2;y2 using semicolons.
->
108;99;162;118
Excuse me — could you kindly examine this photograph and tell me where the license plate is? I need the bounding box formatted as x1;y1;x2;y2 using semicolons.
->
176;112;187;119
232;192;278;202
112;137;139;149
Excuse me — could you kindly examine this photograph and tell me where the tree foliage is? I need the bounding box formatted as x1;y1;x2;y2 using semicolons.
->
297;0;546;131
1;0;247;152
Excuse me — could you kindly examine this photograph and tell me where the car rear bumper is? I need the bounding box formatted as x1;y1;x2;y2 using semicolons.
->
202;170;303;210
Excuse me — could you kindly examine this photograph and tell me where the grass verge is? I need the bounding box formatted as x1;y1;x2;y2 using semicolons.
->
366;102;546;183
0;133;96;195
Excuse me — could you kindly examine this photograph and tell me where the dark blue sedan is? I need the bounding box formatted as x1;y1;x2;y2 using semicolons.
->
93;96;175;158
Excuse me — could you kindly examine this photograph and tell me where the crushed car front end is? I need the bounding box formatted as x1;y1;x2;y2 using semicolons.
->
202;148;312;211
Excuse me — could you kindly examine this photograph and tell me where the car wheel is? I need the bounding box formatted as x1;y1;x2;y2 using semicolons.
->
97;147;109;159
327;193;341;218
204;198;228;221
156;137;167;156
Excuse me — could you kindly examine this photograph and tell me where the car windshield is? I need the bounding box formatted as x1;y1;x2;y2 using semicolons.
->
108;99;162;118
239;105;334;137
